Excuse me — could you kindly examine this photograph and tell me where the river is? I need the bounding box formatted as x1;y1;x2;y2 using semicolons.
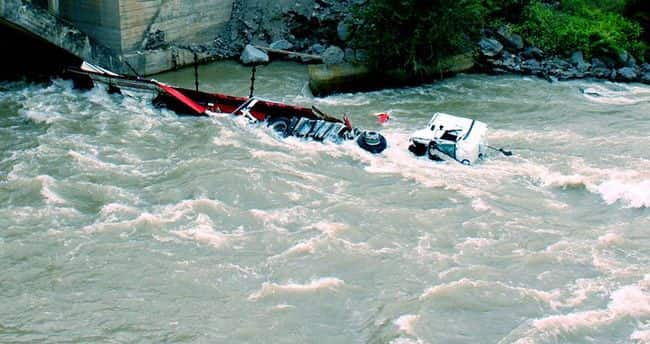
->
1;61;649;343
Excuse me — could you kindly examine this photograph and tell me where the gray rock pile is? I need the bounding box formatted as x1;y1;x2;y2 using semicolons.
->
478;26;650;84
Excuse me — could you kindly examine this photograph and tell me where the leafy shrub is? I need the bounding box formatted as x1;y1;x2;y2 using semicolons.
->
517;0;645;60
624;0;650;59
351;0;486;72
483;0;532;23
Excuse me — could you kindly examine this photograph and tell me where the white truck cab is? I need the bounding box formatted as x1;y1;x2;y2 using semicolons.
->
409;113;488;165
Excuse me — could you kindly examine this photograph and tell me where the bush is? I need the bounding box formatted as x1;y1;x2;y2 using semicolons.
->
624;0;650;59
517;0;646;60
351;0;486;72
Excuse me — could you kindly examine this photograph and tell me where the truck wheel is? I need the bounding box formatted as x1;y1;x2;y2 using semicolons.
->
357;131;387;154
267;116;290;138
427;142;443;161
408;143;427;156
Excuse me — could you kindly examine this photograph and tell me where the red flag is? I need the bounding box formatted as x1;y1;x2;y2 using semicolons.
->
376;112;390;124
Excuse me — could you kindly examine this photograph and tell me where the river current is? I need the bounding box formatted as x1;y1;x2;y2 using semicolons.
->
1;61;649;343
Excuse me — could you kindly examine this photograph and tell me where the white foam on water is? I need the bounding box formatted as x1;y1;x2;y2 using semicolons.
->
85;198;229;233
99;203;140;219
597;179;650;208
529;159;650;208
394;314;420;336
211;128;243;147
307;221;348;237
455;237;497;251
19;109;64;124
36;175;66;204
631;324;650;343
511;283;650;342
171;213;234;248
271;304;296;311
419;278;559;307
248;277;345;301
597;232;625;247
581;83;650;105
250;207;308;232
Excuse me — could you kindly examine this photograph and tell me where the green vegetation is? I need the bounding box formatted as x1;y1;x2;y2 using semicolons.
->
351;0;486;72
351;0;648;71
516;0;646;60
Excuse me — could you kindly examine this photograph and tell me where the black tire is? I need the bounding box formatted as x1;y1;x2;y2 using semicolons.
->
357;131;388;154
267;116;290;138
408;143;427;156
427;142;443;161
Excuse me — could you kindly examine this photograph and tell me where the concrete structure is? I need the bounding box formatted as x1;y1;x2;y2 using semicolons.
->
56;0;234;75
0;0;128;74
1;0;234;75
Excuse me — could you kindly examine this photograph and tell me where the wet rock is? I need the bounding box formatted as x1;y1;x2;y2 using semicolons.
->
617;50;637;68
240;44;269;65
591;67;612;79
270;39;294;51
479;38;503;57
496;26;524;51
521;59;542;74
337;21;352;42
617;67;637;82
591;58;608;69
344;48;356;63
308;43;326;55
640;72;650;84
570;51;590;72
322;45;345;65
641;63;650;73
520;47;544;60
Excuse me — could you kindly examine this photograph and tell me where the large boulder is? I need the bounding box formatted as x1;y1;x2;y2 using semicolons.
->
617;50;637;68
496;26;524;51
591;67;612;79
640;72;650;84
240;44;269;65
617;67;638;82
322;46;345;66
520;47;544;60
479;38;503;57
337;21;353;42
270;39;293;51
570;51;590;72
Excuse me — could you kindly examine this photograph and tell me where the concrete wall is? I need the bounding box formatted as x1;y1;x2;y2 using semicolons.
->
59;0;121;53
58;0;233;54
0;0;127;73
119;0;233;52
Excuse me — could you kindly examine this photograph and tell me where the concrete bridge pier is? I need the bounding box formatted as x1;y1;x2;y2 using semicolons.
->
1;0;234;77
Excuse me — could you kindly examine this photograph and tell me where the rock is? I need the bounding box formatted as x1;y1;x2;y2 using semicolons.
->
240;44;269;65
322;45;345;65
521;59;541;72
591;58;608;69
337;21;352;42
520;47;544;60
496;26;524;51
640;72;650;84
344;48;356;63
617;67;637;82
308;43;326;55
270;39;293;51
617;50;637;68
479;38;503;57
591;67;611;79
570;51;590;72
641;63;650;73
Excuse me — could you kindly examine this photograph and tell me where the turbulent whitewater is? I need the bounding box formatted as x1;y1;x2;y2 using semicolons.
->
1;61;649;343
